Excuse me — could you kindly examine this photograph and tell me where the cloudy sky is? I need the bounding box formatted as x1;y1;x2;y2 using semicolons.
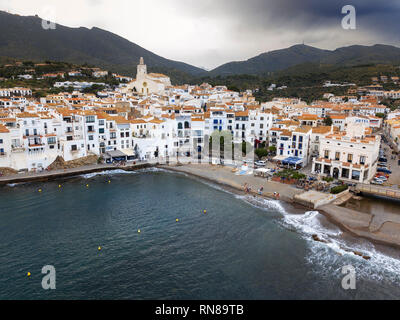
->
0;0;399;69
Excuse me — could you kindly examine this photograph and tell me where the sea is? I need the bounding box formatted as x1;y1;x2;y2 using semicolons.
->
1;168;400;299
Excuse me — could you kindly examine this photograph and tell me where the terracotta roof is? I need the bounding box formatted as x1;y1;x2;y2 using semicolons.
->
0;124;9;133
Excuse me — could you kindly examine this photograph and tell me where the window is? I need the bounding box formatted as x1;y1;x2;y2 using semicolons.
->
360;156;366;165
335;152;340;161
324;150;330;159
86;116;95;123
348;154;353;163
47;137;56;144
0;139;2;144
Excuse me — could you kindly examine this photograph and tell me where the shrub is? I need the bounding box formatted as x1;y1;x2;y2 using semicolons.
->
275;169;305;180
292;172;306;180
330;185;348;194
323;176;334;182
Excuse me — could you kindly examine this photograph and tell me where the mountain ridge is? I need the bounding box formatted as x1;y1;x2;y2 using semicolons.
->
209;43;400;76
1;11;400;82
0;11;206;81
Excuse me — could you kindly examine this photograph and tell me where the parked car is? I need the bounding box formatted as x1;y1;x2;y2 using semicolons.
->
376;173;389;179
255;160;266;167
378;163;387;167
379;157;388;163
376;176;388;181
377;168;392;174
371;179;384;185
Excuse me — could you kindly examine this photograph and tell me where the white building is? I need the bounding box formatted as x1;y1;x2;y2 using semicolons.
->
312;124;380;183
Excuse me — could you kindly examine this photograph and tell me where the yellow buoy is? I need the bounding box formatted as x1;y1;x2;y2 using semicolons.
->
58;185;62;188
108;180;111;184
27;272;31;277
38;189;42;193
204;210;207;214
176;219;180;222
98;246;102;251
86;184;89;188
138;229;141;233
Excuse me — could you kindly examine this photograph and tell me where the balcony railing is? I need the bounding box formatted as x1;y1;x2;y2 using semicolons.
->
11;147;25;153
28;143;45;148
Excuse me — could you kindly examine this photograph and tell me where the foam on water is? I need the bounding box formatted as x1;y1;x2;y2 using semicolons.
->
235;194;287;215
80;169;136;179
283;211;342;238
6;183;18;187
281;210;400;282
79;167;168;179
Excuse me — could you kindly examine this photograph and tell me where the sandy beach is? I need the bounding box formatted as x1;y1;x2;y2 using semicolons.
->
162;163;303;202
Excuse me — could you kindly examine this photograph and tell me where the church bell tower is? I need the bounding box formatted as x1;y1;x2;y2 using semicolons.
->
137;57;147;80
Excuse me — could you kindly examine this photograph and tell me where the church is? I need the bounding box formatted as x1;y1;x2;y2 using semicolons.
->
126;57;171;95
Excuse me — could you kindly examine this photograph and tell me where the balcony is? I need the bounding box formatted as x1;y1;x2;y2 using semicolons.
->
28;143;45;148
11;146;25;153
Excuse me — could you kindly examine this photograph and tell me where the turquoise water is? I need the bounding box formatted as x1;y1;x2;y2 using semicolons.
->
1;169;400;299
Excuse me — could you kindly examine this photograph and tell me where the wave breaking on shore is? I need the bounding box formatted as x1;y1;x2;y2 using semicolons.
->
195;179;400;282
